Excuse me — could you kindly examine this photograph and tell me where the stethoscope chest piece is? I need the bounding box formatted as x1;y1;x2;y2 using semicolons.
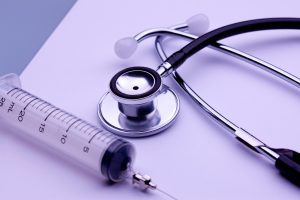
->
98;66;179;137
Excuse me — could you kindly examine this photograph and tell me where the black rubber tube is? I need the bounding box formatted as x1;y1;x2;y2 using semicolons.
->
166;18;300;68
273;148;300;185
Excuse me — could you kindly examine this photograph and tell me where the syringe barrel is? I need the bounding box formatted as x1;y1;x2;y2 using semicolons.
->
0;74;135;182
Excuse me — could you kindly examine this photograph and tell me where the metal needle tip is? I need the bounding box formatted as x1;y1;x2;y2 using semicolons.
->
132;172;157;190
131;172;178;200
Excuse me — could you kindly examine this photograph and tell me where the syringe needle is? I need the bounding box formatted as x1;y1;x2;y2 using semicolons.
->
130;171;178;200
156;187;178;200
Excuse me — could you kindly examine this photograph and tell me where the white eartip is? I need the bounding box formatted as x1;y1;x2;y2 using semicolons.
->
186;13;209;36
114;37;138;59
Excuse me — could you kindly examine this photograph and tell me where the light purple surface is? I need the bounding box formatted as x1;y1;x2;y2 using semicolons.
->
2;0;300;199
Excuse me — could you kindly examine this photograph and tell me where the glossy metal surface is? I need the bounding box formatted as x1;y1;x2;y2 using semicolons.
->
110;68;162;105
115;70;156;96
210;43;300;88
153;24;287;162
135;24;300;88
98;85;179;137
156;62;173;77
118;100;157;118
134;28;199;77
134;28;196;43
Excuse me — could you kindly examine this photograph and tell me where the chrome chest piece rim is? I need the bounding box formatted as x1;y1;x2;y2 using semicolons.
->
98;66;179;138
98;85;179;138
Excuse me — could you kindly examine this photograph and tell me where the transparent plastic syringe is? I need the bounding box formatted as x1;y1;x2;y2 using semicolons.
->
0;73;137;182
0;74;177;199
1;75;144;183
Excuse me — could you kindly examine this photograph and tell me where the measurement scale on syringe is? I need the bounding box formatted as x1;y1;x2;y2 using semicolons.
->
0;74;177;200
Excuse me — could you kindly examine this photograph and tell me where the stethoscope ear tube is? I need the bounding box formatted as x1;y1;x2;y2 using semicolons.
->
154;18;300;186
167;18;300;72
108;16;300;186
274;148;300;185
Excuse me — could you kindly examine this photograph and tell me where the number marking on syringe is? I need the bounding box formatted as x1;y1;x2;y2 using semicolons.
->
1;87;123;171
8;102;15;113
0;97;6;107
6;86;115;144
39;123;46;133
10;89;40;110
18;109;25;122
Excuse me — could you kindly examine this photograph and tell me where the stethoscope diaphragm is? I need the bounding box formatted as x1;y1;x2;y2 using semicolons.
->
98;66;179;137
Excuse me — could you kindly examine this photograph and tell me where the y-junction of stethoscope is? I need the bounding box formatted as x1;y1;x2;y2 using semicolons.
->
99;14;300;185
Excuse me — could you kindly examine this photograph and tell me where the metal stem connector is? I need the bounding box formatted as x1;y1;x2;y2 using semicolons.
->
132;172;157;190
156;62;173;77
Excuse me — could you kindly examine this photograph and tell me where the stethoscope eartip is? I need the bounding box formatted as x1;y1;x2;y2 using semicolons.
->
114;37;138;59
114;13;209;59
186;13;210;36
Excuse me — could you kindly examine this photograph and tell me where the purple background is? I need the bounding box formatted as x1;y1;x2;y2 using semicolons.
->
1;0;300;199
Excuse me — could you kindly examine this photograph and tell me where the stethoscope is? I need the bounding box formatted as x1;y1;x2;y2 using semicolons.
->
98;14;300;185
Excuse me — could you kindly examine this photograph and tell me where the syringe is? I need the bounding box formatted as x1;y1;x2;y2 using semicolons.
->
0;74;176;198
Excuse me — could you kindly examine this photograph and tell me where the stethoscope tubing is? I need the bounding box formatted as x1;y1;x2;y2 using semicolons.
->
166;18;300;70
153;23;282;161
153;20;300;184
108;17;300;185
131;20;300;163
154;23;300;134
